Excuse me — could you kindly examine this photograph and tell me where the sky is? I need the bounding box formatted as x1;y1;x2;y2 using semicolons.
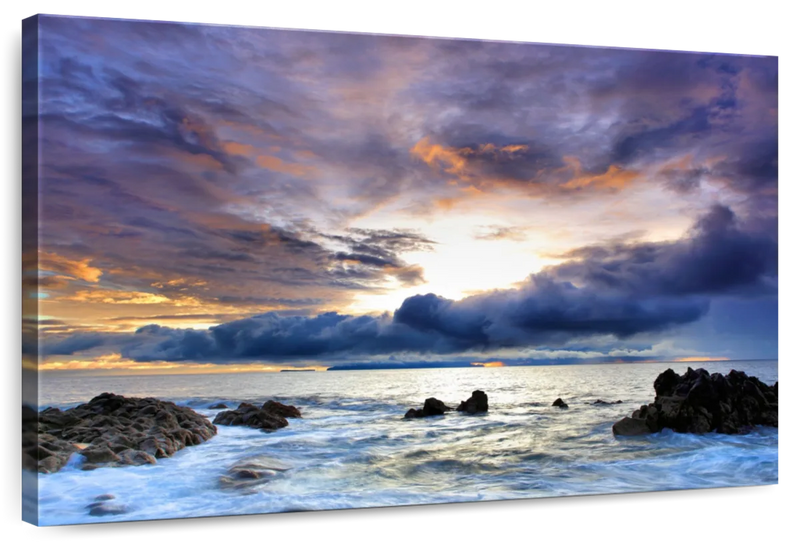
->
22;15;778;373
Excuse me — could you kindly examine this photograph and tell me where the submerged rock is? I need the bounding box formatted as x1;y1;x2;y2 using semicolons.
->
209;403;228;410
218;455;291;491
589;399;623;405
456;391;489;414
24;393;217;474
613;367;778;436
404;397;453;418
87;503;128;517
93;494;116;502
552;398;569;409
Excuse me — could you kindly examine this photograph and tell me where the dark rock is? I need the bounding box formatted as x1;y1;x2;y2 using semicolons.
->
613;367;779;436
94;494;115;502
590;399;623;405
456;391;489;414
552;398;569;409
262;400;302;418
612;417;652;436
231;469;262;480
88;503;128;517
118;449;157;466
23;393;216;474
38;455;65;474
404;397;452;418
209;403;228;410
213;402;289;431
218;455;290;490
81;446;121;464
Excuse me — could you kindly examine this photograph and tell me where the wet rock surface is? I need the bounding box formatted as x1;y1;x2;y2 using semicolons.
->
456;390;489;414
404;397;453;418
218;455;291;491
22;393;217;474
262;400;302;419
613;367;779;436
213;400;302;431
86;494;128;517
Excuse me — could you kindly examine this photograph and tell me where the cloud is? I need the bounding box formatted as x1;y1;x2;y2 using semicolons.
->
31;17;777;364
552;204;777;297
474;226;527;242
37;251;103;283
41;205;774;363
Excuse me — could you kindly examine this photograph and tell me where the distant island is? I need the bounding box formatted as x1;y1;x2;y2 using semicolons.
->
280;369;316;372
325;357;763;371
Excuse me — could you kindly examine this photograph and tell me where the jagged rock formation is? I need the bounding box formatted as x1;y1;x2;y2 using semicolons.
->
613;368;778;436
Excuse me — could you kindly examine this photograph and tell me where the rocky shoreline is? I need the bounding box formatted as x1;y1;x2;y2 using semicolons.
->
23;394;305;475
23;367;779;478
23;393;217;474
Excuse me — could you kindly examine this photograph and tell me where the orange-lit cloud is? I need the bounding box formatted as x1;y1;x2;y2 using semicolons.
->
222;141;255;156
295;149;319;160
151;278;209;290
410;137;640;197
470;361;505;367
410;137;469;177
37;251;103;283
62;289;200;306
559;157;639;190
257;155;316;177
38;353;329;374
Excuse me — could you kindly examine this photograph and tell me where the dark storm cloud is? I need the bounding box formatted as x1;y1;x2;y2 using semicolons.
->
552;204;777;297
42;333;109;356
43;206;774;362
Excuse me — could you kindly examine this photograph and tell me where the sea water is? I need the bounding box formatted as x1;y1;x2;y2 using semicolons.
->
33;360;778;525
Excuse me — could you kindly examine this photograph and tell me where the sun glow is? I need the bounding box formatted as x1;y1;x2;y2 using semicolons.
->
675;356;731;362
346;213;561;314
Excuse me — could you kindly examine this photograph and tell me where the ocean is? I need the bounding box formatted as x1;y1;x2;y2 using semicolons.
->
32;360;778;525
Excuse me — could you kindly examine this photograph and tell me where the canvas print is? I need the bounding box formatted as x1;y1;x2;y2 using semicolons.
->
21;14;778;526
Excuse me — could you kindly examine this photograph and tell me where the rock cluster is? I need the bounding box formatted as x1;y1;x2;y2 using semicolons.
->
456;390;489;414
613;367;778;436
552;398;569;409
404;398;453;418
405;392;490;418
213;400;302;431
22;393;217;473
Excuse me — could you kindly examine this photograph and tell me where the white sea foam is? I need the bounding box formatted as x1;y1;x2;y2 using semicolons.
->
35;360;778;525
